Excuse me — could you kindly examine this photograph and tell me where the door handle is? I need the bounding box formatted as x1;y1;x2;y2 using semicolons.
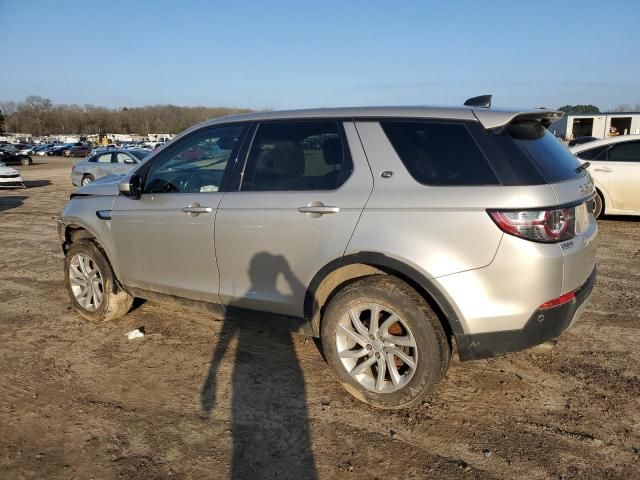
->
298;203;340;218
594;167;611;172
182;202;212;216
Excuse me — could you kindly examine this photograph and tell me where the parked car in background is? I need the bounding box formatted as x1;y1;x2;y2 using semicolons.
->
34;145;52;156
568;136;597;147
59;101;597;408
0;144;19;154
64;145;91;157
71;148;152;186
0;149;33;165
0;161;25;187
48;143;78;156
88;144;122;156
571;135;640;218
18;145;37;155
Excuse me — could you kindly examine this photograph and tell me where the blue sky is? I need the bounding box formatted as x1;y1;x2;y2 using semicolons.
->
1;0;638;110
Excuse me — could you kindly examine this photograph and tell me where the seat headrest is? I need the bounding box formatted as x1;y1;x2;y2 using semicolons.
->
263;142;305;177
322;138;343;165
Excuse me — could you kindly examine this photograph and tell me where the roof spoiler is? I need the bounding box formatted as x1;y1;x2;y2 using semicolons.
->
473;109;564;131
464;94;492;108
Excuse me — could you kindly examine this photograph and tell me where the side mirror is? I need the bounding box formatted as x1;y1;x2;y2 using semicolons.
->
118;173;143;200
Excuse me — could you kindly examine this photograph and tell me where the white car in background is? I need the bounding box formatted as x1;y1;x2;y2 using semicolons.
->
571;135;640;218
0;161;25;188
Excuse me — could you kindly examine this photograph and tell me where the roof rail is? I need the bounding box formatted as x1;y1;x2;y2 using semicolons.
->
464;95;492;108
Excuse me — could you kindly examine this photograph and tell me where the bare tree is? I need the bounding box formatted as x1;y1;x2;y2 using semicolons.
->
610;103;639;113
0;101;20;132
22;95;54;135
0;96;253;136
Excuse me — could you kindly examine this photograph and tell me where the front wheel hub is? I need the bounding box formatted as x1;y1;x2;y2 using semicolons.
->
68;253;104;312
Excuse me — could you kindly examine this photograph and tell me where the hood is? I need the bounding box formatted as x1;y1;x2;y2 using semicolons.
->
73;172;127;197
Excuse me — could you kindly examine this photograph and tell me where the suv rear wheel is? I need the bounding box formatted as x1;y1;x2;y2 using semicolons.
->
321;275;450;408
64;239;133;321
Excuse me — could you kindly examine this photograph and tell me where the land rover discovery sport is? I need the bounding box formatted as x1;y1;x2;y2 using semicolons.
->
58;99;597;408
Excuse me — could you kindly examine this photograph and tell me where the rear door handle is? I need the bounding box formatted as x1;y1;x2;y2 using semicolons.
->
182;202;212;216
298;203;340;217
594;167;611;172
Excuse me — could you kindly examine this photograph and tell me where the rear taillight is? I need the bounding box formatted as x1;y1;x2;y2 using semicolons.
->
488;207;575;243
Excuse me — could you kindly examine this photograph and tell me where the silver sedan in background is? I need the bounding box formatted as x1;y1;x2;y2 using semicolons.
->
71;149;152;186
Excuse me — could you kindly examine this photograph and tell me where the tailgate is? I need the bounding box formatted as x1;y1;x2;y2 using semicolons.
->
550;175;598;293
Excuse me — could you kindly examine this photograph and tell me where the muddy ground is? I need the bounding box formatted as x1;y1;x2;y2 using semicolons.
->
0;157;639;480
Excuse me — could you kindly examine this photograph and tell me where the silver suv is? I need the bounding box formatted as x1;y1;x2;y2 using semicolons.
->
58;99;598;408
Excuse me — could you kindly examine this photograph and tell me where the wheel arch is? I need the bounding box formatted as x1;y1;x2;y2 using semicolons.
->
63;222;99;251
62;222;127;293
305;252;465;339
594;186;606;215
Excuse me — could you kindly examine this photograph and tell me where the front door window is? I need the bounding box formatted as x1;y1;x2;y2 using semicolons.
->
144;125;245;194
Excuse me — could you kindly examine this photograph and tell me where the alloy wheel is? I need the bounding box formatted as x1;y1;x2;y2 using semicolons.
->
335;303;418;393
68;253;104;312
594;193;603;218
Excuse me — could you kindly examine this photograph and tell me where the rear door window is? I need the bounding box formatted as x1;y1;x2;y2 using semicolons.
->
380;121;499;185
241;121;353;191
607;141;640;162
91;153;112;163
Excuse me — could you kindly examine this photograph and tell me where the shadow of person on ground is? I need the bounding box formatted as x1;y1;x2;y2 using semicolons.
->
201;252;318;480
0;196;27;212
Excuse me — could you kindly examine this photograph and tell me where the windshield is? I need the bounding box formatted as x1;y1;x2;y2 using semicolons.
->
130;150;151;160
495;122;582;183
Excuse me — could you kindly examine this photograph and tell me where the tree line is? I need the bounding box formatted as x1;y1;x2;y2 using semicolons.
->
557;104;640;114
0;96;254;136
3;96;639;137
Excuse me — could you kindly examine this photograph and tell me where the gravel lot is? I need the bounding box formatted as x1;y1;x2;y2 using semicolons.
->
1;157;639;480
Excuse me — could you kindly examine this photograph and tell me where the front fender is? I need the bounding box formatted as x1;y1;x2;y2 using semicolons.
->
60;195;121;278
592;178;611;209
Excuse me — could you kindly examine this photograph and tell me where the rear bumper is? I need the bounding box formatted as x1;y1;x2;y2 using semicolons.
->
456;267;596;361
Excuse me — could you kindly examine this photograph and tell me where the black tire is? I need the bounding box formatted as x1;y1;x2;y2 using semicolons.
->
321;275;450;409
81;174;94;186
20;156;31;166
593;190;604;219
64;239;133;322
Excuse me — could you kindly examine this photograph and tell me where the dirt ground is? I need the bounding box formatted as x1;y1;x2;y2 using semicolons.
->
1;157;639;480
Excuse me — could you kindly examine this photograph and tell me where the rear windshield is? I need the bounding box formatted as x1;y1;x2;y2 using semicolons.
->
380;121;499;186
495;122;581;183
